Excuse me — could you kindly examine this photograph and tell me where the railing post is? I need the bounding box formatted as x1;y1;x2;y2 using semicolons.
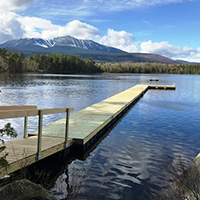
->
64;108;69;148
37;110;43;160
24;116;28;138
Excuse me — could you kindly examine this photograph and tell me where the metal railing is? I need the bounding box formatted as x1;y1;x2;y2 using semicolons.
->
0;105;74;160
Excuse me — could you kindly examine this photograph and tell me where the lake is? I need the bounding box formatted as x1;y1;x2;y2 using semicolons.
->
0;73;200;199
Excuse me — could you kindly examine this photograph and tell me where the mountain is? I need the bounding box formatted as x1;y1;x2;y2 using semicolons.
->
0;36;183;64
0;36;125;54
176;59;199;64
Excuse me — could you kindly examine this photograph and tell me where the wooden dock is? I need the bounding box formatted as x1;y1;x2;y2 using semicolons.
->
0;84;175;177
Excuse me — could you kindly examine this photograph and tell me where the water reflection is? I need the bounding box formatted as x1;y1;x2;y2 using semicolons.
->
0;73;200;199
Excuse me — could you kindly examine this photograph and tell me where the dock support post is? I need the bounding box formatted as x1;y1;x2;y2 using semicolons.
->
24;116;28;138
37;110;43;160
64;108;69;148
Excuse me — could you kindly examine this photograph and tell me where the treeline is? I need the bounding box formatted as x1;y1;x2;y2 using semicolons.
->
26;54;100;73
97;62;200;74
0;48;101;74
0;48;24;73
1;48;200;74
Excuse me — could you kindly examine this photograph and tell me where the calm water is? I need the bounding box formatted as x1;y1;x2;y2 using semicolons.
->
0;73;200;199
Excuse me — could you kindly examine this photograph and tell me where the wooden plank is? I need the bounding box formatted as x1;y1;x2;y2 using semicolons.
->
0;84;175;178
0;107;74;119
0;109;39;119
28;84;174;143
148;85;176;90
41;107;74;115
0;136;72;177
0;105;37;110
29;84;149;144
80;85;149;144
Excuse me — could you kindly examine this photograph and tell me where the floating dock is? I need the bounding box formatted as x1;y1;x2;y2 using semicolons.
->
0;84;175;177
149;78;159;81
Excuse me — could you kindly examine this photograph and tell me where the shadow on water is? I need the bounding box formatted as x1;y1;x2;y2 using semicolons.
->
12;81;148;194
14;104;132;191
1;74;200;200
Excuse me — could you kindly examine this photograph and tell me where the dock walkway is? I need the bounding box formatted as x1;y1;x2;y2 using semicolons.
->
0;84;175;177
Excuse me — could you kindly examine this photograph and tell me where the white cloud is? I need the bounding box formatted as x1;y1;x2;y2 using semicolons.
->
140;40;194;58
0;0;33;11
41;20;101;40
0;0;33;43
19;18;101;40
0;12;25;44
100;29;138;52
0;0;199;63
0;12;101;44
80;0;188;12
37;0;189;19
140;40;200;62
18;16;60;38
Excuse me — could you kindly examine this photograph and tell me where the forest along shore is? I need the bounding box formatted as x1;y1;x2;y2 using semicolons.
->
0;48;200;74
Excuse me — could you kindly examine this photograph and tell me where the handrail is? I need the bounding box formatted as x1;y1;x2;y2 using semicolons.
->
0;107;74;160
0;107;74;119
0;105;37;139
0;105;37;110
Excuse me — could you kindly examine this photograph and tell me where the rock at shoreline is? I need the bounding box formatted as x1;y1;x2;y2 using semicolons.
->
0;179;56;200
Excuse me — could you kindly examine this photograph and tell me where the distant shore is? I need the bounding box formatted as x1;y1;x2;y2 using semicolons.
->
1;48;200;74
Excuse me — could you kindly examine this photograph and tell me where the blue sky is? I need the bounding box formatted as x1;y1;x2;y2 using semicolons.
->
0;0;200;62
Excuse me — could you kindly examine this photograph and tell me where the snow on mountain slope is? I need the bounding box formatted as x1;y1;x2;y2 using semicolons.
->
0;36;125;53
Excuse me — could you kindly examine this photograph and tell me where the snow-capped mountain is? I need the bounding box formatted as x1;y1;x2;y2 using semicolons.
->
0;36;184;64
0;36;125;53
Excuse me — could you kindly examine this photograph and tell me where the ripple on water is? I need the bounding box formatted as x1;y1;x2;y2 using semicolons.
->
1;74;200;199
